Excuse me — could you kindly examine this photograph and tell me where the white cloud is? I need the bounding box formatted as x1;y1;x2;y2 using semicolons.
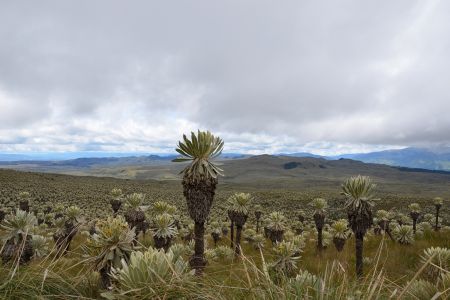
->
0;0;449;155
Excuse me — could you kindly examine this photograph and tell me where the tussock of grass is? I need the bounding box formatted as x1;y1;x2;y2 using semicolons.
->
0;232;449;299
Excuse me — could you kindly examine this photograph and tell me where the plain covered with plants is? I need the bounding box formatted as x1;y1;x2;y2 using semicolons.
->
0;131;449;299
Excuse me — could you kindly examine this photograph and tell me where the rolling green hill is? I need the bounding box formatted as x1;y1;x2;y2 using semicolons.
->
0;155;450;212
1;154;449;188
0;156;449;222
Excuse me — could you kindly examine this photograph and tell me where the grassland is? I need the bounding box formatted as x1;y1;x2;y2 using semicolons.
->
0;161;449;299
0;162;449;224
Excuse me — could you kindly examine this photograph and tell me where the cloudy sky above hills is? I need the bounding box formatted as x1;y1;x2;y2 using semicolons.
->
1;0;449;155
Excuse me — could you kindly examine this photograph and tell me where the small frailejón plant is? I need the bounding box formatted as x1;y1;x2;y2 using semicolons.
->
124;193;146;242
152;213;177;251
252;233;266;250
148;200;178;238
375;209;395;241
179;223;195;242
44;212;54;227
170;243;192;261
30;234;49;258
221;221;229;236
173;130;224;275
290;235;306;255
110;188;123;217
287;269;322;296
151;200;177;216
392;225;414;245
420;247;450;282
375;210;389;231
408;203;421;234
89;216;135;288
17;191;31;212
433;197;443;231
36;212;45;225
266;211;287;244
105;247;193;299
418;220;433;234
66;205;81;223
310;198;327;252
243;228;257;243
331;219;350;252
209;221;222;246
53;203;65;220
395;212;409;226
423;213;435;225
269;240;302;282
53;205;81;256
407;274;450;300
206;245;234;262
341;175;376;278
292;220;304;235
0;209;37;264
227;192;252;255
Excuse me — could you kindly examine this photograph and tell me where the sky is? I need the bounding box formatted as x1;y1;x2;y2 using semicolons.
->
1;0;449;156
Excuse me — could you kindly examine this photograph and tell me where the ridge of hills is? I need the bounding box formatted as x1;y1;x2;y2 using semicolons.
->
1;146;449;171
1;154;448;190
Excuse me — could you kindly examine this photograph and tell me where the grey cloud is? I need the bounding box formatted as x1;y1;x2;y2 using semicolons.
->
0;0;449;153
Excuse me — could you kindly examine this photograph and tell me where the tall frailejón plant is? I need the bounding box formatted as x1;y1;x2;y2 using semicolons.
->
341;175;376;278
173;130;224;275
1;209;36;264
254;204;263;233
53;205;81;256
408;203;421;234
110;188;123;217
227;193;252;255
124;193;146;244
310;198;327;252
433;197;443;231
228;208;235;249
152;213;177;251
90;216;135;288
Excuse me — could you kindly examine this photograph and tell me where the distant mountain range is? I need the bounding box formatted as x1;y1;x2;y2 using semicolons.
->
0;151;249;162
3;153;450;186
329;147;450;171
0;147;449;171
280;147;450;171
279;152;324;159
0;152;171;161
